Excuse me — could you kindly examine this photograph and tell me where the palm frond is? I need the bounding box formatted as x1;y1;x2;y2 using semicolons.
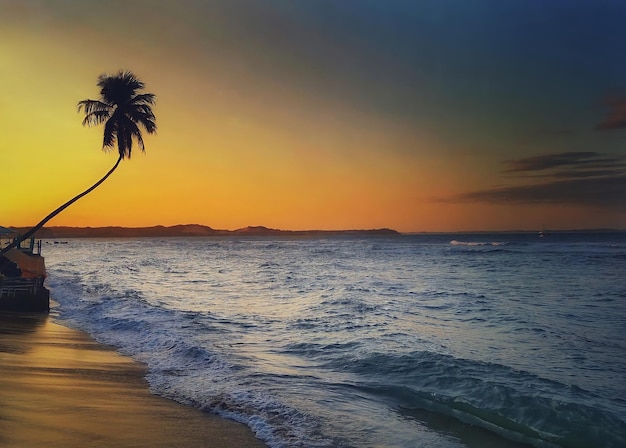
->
103;118;118;150
135;132;146;152
126;107;157;133
82;110;111;126
120;128;133;158
128;120;146;152
130;93;156;106
121;118;145;157
116;132;127;158
140;117;157;134
77;99;112;115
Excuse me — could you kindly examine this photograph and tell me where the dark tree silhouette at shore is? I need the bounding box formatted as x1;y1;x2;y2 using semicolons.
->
1;71;156;255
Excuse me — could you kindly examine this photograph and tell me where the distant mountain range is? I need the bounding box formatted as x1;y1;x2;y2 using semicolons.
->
7;225;401;238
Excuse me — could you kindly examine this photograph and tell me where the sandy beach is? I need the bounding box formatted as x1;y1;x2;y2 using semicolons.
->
0;311;266;448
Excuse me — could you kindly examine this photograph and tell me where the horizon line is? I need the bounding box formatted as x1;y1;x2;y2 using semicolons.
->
6;224;626;235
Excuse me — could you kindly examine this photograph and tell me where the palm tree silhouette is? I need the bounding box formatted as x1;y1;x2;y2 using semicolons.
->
1;71;156;255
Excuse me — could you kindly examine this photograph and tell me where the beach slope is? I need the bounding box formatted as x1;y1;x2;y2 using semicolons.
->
0;312;265;448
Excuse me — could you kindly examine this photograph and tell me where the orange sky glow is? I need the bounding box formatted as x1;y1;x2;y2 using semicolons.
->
2;1;626;233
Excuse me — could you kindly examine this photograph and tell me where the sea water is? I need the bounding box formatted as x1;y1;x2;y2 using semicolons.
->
44;233;626;447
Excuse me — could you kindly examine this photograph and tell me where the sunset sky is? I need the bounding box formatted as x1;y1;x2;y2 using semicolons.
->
2;0;626;232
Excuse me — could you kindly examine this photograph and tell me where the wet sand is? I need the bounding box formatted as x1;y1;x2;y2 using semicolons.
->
0;312;266;448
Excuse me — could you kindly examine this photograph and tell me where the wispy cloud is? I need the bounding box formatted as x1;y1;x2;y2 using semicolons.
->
448;151;626;209
456;175;626;208
503;151;625;173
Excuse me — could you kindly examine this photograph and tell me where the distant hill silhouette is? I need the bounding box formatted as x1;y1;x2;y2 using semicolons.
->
7;225;401;238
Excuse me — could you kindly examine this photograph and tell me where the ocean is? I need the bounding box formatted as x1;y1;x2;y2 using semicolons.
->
44;233;626;448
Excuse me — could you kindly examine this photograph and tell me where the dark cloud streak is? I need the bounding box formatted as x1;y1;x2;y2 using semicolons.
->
503;151;624;173
456;175;626;209
450;151;626;209
546;168;626;179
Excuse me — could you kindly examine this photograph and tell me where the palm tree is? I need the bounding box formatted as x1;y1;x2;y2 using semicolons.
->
1;70;156;256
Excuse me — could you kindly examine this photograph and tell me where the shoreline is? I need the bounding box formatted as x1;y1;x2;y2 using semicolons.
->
0;311;266;448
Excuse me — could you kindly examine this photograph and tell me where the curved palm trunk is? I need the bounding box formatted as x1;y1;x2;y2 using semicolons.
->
1;155;123;256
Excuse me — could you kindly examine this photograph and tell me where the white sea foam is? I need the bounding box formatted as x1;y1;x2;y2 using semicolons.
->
450;240;507;246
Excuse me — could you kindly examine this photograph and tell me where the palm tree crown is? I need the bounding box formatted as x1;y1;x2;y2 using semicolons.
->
78;70;157;159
